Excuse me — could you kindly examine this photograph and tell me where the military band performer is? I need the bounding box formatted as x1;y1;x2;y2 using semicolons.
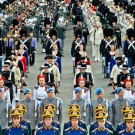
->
36;110;60;135
4;109;29;135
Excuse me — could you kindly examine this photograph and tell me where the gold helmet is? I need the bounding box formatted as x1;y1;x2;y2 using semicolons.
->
42;110;54;118
16;104;27;114
124;112;135;121
95;111;107;120
10;109;23;118
69;104;80;111
95;104;106;113
122;106;134;113
44;104;56;112
69;110;81;119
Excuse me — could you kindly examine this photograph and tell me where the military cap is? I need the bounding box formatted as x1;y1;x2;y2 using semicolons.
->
49;28;58;38
10;109;23;118
124;112;135;121
95;111;107;120
44;17;51;26
122;106;134;113
126;28;133;35
69;110;81;119
74;87;82;94
44;104;56;111
79;63;87;69
46;87;54;94
102;7;110;16
98;3;105;12
95;87;104;95
127;28;135;39
75;29;82;38
95;104;106;112
104;28;114;38
44;55;56;60
3;60;10;67
115;56;123;61
43;63;50;68
121;64;128;70
96;109;106;114
24;88;31;95
20;29;27;38
126;5;132;14
117;87;124;94
16;104;27;113
69;104;80;111
42;110;54;118
110;14;117;24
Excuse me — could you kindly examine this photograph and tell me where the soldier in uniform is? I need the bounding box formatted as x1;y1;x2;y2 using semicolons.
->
0;88;12;134
0;76;10;103
91;111;114;135
40;87;63;123
117;64;133;88
36;110;60;135
100;28;115;71
45;55;60;93
38;104;61;133
46;28;61;55
69;87;90;125
4;108;29;135
74;63;94;88
9;57;21;102
73;78;90;102
91;88;112;123
63;104;87;133
71;29;85;59
111;87;130;129
29;31;37;66
20;89;39;135
118;112;135;135
116;106;135;134
33;74;49;103
41;17;51;53
17;29;31;56
1;60;15;104
124;80;135;103
74;17;89;45
15;104;32;135
4;33;14;59
123;28;135;74
63;110;87;135
90;104;114;135
11;19;20;50
41;63;54;87
111;16;121;49
38;104;61;132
